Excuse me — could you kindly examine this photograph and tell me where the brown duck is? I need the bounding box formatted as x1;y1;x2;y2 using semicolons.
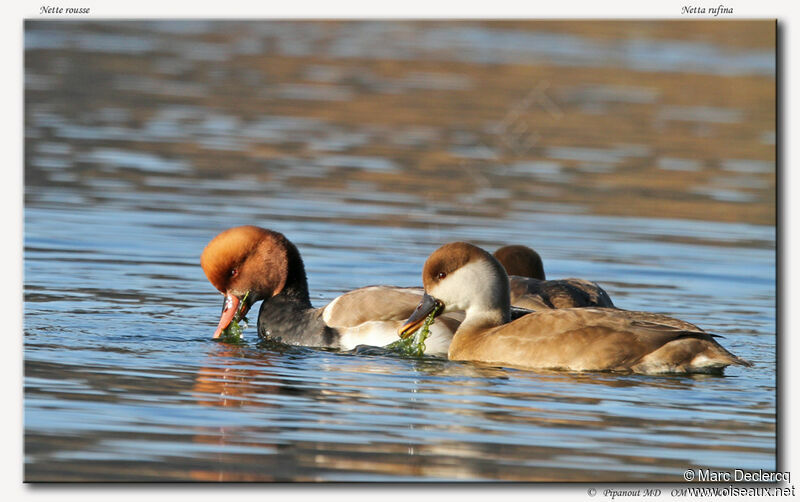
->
401;242;751;374
494;244;614;310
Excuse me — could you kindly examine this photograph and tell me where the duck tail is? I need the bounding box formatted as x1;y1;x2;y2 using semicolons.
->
688;339;753;372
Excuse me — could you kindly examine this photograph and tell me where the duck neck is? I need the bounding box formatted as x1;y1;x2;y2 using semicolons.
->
455;306;510;338
256;247;337;347
275;239;312;308
457;259;512;337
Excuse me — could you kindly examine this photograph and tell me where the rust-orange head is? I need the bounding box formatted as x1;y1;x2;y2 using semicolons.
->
200;225;296;338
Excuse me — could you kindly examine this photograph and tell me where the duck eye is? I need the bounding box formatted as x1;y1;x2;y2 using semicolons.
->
437;271;447;280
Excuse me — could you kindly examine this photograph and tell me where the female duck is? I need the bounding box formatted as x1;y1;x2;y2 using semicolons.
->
494;244;614;310
201;226;459;354
400;242;751;374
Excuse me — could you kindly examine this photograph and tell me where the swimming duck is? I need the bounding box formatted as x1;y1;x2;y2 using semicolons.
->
400;242;751;374
200;226;460;354
493;244;615;310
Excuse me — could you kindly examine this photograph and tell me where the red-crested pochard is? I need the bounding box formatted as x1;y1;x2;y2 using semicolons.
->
493;244;615;310
400;242;751;374
200;226;461;355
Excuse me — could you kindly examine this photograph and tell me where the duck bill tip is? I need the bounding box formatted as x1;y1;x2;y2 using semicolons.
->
398;319;425;339
211;293;240;339
398;293;441;338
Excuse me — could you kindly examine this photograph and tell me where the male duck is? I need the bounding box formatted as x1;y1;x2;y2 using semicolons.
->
201;226;459;354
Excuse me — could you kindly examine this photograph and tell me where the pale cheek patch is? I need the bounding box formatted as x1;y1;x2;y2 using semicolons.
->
431;259;503;312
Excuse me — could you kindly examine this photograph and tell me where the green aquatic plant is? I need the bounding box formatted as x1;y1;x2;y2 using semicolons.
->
385;303;442;357
217;291;250;344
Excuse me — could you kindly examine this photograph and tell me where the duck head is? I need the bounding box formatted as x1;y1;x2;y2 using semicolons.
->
493;244;545;280
200;226;304;338
399;242;510;338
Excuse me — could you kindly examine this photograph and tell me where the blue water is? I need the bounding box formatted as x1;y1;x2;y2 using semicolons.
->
24;20;775;481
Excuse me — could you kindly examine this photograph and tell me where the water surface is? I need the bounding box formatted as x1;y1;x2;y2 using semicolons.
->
24;20;775;482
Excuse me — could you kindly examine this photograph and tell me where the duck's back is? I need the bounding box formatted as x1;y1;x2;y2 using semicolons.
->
321;286;425;327
322;285;461;355
508;276;614;310
448;307;750;374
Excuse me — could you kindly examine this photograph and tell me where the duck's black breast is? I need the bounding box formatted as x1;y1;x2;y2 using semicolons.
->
257;296;339;348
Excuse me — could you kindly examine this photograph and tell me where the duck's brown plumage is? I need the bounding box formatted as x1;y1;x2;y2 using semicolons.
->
508;276;615;310
448;307;750;374
201;225;295;301
493;245;614;309
407;242;751;374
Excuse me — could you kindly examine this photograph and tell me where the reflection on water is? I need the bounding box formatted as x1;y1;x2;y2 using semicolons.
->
24;20;775;481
